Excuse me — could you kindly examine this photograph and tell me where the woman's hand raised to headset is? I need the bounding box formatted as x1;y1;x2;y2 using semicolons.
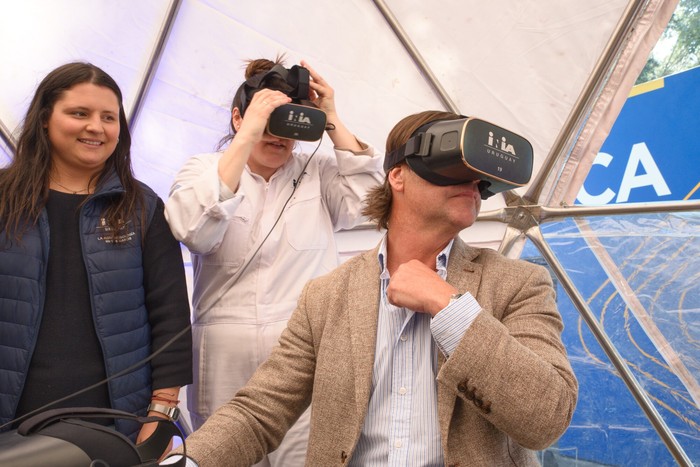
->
233;89;291;144
301;60;338;120
301;60;363;152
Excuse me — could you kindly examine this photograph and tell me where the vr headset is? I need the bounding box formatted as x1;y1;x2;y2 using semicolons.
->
0;407;185;467
384;117;534;199
236;64;327;142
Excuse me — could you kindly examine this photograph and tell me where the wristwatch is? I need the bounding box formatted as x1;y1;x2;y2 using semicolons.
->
449;293;463;305
147;402;181;421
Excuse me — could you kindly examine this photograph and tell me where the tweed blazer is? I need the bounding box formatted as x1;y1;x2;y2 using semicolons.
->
181;237;578;466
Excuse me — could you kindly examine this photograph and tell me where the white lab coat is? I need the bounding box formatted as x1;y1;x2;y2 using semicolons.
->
165;142;383;431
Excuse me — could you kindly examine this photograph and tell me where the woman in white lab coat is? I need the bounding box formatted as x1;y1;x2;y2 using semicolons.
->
165;56;383;467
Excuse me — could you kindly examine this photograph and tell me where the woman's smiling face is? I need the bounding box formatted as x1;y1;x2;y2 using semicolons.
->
45;82;120;176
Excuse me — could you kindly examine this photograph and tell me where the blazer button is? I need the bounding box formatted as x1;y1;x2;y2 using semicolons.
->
457;382;467;393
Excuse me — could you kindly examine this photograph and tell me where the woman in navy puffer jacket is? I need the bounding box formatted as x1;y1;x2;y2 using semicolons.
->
0;62;192;443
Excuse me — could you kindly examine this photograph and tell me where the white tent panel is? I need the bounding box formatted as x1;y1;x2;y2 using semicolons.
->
0;1;170;129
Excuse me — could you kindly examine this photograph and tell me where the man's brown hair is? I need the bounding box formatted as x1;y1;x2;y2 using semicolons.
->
362;110;461;230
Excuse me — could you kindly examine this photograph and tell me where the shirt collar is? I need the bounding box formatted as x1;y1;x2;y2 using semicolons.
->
377;235;456;280
244;152;297;182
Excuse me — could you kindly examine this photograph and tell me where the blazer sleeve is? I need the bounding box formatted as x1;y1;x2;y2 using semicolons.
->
437;259;578;450
180;282;318;467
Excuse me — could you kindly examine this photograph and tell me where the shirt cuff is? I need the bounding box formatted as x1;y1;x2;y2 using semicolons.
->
218;177;235;201
160;455;198;467
430;292;481;357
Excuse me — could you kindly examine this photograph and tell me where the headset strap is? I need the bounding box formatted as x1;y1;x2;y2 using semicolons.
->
135;417;184;462
237;64;312;115
383;116;469;171
17;407;145;435
286;65;310;101
383;132;429;171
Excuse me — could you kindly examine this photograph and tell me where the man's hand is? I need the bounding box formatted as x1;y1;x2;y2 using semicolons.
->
386;260;458;316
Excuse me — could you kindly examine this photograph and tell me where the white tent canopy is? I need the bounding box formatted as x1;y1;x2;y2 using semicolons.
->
0;1;676;246
3;1;698;465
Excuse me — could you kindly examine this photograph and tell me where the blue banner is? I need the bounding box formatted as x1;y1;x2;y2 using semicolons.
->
577;66;700;204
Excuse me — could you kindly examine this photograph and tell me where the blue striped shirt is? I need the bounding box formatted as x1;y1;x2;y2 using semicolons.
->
349;238;482;466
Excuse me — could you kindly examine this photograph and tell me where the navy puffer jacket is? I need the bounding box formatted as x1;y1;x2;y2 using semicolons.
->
0;171;157;437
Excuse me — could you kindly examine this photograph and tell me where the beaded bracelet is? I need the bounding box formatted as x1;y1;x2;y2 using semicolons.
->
151;395;180;405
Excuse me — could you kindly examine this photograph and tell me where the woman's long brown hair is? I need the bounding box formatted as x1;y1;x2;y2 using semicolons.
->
0;62;144;243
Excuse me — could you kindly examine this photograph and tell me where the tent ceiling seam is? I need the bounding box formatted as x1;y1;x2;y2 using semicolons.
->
527;0;653;205
371;0;460;114
128;0;183;129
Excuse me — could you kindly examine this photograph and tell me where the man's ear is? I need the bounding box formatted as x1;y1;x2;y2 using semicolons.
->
387;164;406;192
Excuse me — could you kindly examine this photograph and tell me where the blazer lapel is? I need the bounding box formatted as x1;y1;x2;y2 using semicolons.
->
446;237;483;298
346;248;381;419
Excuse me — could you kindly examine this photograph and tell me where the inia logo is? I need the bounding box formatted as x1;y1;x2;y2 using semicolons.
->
487;131;516;155
287;110;312;125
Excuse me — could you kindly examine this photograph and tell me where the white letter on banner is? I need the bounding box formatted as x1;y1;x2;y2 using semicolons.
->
577;152;616;205
616;142;671;203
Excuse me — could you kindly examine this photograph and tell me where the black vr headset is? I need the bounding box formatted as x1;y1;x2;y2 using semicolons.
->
236;64;327;142
0;407;186;467
384;117;534;199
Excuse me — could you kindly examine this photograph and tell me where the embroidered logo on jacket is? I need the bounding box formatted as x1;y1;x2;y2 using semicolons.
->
96;217;136;244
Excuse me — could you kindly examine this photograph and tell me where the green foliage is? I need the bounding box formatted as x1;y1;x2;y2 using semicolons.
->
636;0;700;84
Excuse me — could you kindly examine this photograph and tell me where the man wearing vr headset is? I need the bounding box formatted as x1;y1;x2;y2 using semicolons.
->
164;110;577;467
165;57;383;467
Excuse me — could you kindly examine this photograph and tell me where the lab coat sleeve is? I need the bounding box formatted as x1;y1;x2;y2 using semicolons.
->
319;137;385;231
164;153;245;255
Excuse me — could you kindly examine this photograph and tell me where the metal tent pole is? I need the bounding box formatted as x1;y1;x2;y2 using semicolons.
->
482;199;699;466
371;0;460;114
127;0;183;129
